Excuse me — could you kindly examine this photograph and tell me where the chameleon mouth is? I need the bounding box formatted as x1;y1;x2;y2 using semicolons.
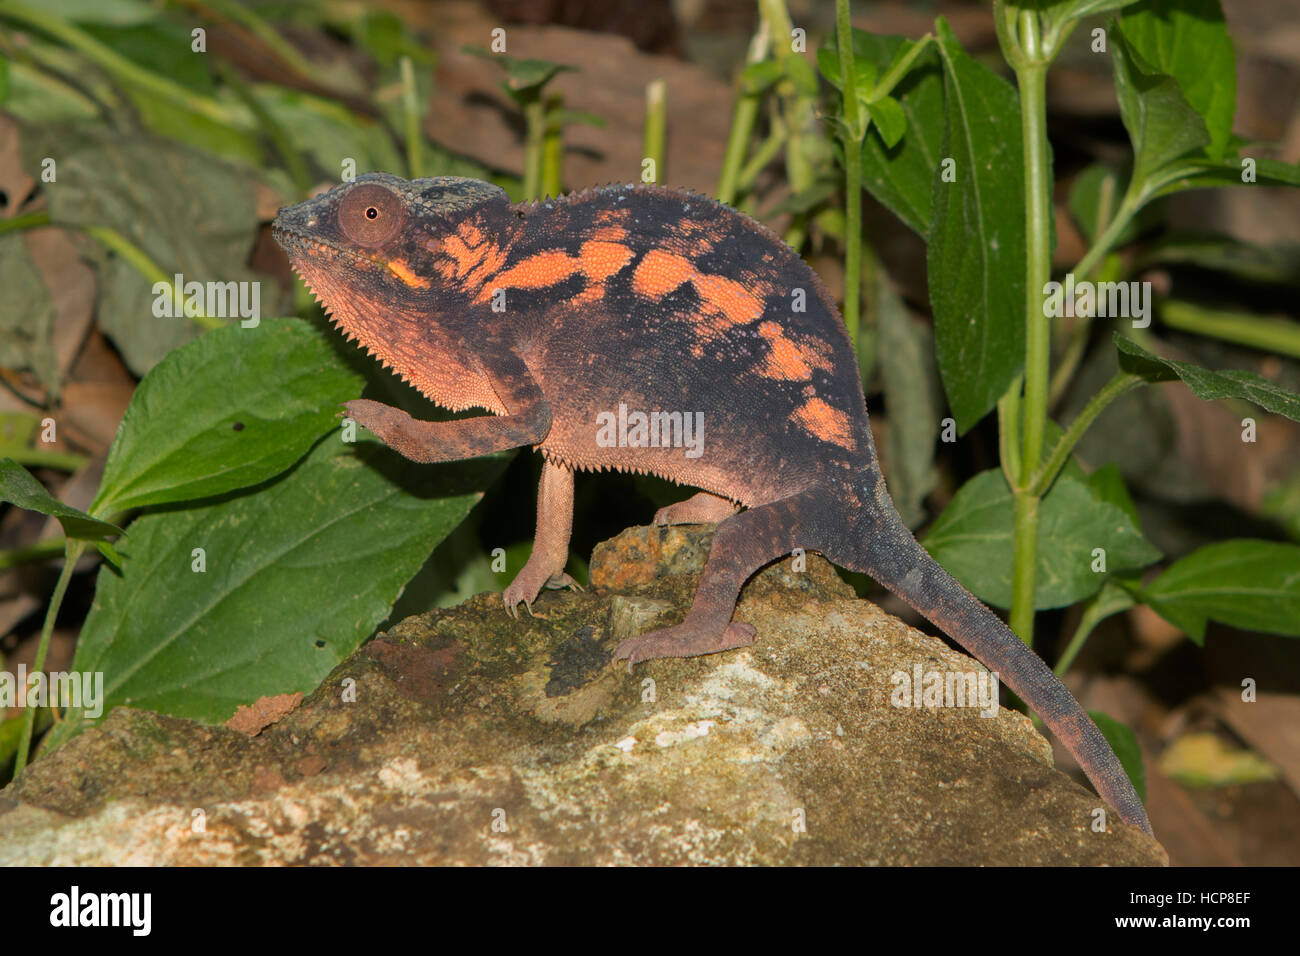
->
271;221;385;271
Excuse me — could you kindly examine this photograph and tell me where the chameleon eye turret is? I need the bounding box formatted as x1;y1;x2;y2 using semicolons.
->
338;183;407;247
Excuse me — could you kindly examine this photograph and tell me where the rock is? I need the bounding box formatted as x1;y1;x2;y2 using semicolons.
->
0;525;1166;865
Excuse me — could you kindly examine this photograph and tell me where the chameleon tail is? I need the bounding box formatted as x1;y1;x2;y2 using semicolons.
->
850;491;1153;836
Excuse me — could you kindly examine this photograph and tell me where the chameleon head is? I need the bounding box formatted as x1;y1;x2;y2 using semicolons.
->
272;173;509;329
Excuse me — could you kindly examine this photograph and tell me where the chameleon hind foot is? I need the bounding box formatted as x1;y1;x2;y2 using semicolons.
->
614;620;757;663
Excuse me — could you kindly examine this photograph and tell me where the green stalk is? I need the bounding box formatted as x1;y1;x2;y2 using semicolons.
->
85;226;223;331
1030;370;1142;496
835;0;862;347
541;97;563;199
522;94;545;201
172;0;326;90
13;539;84;776
642;79;667;184
1159;300;1300;359
0;538;65;571
1007;10;1052;644
717;21;771;204
1;447;88;472
219;64;310;194
1055;582;1136;676
400;56;424;180
0;210;50;237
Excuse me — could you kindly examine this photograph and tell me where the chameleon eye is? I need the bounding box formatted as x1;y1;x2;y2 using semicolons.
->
339;183;405;247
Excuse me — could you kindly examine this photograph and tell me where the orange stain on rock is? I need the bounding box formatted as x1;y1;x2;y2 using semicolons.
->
793;397;855;450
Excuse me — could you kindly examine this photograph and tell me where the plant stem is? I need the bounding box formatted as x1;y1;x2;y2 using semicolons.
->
1055;583;1136;676
835;0;863;348
0;537;65;571
1030;371;1142;495
13;539;84;776
1;447;88;472
219;64;310;194
1159;299;1300;359
717;20;771;204
642;79;666;184
522;95;544;201
400;56;424;179
541;96;563;199
84;226;223;331
1074;190;1140;281
0;210;50;237
1007;9;1052;644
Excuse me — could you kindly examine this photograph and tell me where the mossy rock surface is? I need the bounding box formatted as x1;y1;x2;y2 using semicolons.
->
0;525;1166;865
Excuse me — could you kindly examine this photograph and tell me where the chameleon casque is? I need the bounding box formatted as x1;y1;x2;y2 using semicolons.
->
273;172;1152;836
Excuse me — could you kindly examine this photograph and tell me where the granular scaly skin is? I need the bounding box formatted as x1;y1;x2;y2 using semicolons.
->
273;173;1153;836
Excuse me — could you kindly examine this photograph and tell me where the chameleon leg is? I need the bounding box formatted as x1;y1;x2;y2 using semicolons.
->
503;458;580;616
654;491;738;526
343;341;552;463
343;399;550;463
614;493;812;663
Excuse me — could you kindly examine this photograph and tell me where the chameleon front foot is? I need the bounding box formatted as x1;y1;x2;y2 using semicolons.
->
503;570;582;618
614;620;757;663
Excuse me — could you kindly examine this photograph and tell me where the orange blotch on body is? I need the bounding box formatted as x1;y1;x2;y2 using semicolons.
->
632;249;696;299
474;249;580;303
793;397;856;451
387;258;431;289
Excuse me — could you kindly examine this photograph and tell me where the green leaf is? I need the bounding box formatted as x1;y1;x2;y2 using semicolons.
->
877;276;941;527
927;18;1027;434
19;124;263;375
923;468;1160;609
855;33;944;236
92;319;364;516
784;55;819;97
259;87;405;185
32;0;160;25
1067;162;1161;246
44;435;508;751
1141;539;1300;643
0;459;122;541
1114;334;1300;421
1052;0;1143;19
762;177;838;218
0;233;57;391
1089;711;1147;803
460;46;576;94
1087;462;1142;526
1120;0;1235;161
1153;156;1300;196
1135;234;1300;287
742;60;784;94
867;95;906;149
1110;26;1211;191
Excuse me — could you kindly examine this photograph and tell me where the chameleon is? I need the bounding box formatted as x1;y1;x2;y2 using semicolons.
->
273;172;1153;836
